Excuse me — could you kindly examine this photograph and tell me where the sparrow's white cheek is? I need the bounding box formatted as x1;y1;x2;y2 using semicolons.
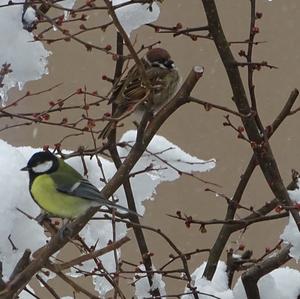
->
158;63;167;69
32;161;53;173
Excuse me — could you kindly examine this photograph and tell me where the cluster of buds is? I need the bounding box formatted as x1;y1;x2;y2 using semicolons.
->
185;216;193;228
48;99;64;108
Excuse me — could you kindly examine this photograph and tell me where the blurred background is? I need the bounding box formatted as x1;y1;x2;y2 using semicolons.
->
2;0;300;297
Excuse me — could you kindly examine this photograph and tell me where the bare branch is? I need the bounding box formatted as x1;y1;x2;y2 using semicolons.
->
242;245;291;299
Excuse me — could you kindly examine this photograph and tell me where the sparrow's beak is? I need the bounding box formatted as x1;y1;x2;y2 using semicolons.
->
20;166;29;171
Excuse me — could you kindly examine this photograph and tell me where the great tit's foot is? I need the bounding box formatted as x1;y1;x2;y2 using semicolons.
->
58;223;73;240
35;213;50;225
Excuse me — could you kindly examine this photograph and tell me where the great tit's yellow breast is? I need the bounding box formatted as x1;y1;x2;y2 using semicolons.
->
31;175;97;219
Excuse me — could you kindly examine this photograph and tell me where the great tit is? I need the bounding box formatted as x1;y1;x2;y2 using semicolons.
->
21;151;136;219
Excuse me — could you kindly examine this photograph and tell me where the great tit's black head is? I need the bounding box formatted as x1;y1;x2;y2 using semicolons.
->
145;48;175;70
21;151;59;175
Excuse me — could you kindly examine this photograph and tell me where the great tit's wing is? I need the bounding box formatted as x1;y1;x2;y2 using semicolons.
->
54;176;140;216
56;178;100;199
53;159;141;216
53;159;104;201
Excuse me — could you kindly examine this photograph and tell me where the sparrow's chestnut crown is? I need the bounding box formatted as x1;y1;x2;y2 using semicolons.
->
146;48;174;69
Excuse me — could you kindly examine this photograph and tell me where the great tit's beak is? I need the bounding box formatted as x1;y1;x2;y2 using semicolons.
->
20;166;29;171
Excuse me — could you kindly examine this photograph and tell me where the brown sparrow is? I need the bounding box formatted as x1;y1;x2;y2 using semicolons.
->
98;47;180;139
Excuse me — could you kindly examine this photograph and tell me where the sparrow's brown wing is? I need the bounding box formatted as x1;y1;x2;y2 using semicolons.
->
98;65;149;139
111;65;147;109
99;61;174;139
111;62;171;109
122;75;148;105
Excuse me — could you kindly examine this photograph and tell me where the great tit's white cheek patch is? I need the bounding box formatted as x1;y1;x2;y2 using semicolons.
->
32;160;53;173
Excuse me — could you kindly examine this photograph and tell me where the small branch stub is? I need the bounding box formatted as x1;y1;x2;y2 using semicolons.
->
193;66;204;78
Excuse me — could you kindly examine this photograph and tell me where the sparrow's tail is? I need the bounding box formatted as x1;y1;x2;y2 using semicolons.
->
98;121;116;139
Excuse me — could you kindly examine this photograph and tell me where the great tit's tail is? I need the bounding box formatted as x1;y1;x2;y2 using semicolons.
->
103;200;142;218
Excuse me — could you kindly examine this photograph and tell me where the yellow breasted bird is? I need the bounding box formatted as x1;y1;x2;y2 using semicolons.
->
21;151;136;219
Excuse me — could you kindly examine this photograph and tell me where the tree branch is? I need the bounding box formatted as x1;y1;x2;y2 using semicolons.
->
0;66;203;298
203;87;299;280
242;245;291;299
